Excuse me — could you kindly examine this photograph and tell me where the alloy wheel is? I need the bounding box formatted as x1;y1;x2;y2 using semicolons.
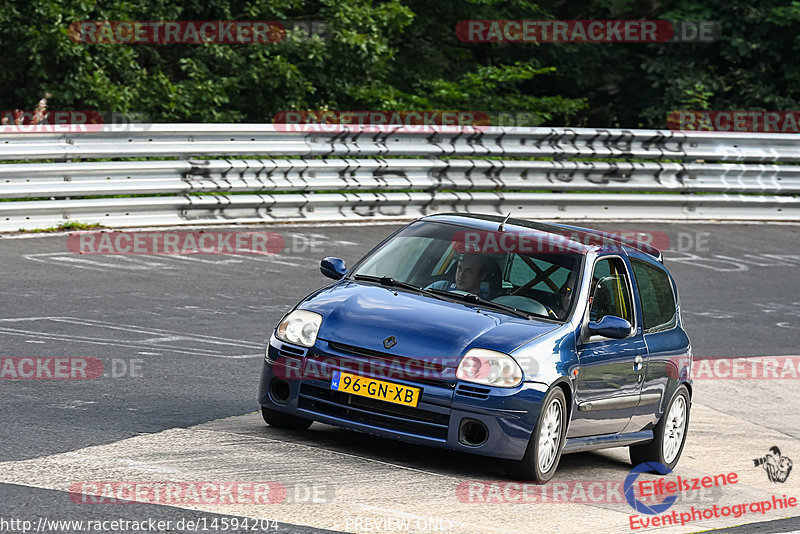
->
662;395;687;464
538;399;562;473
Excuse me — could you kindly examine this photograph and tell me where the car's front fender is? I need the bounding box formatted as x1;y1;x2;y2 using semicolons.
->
511;324;578;387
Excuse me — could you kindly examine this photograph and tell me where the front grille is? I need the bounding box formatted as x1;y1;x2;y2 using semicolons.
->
456;384;491;399
328;342;454;372
323;342;456;388
298;383;449;441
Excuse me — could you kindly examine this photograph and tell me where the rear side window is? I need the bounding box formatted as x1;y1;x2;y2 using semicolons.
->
631;259;677;333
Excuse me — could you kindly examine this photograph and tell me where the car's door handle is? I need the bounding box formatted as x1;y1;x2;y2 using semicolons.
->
634;355;644;372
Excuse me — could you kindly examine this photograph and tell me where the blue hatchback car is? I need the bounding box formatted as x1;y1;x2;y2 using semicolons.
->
259;213;692;482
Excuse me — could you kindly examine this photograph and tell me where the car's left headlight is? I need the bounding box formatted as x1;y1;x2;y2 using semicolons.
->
276;310;322;348
455;348;523;388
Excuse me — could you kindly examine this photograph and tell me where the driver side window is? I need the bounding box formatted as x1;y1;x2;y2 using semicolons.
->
589;258;633;324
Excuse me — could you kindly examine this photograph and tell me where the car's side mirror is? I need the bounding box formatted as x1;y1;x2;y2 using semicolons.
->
587;315;632;339
320;257;348;280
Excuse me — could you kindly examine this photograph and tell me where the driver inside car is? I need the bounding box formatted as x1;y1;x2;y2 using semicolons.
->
426;253;491;298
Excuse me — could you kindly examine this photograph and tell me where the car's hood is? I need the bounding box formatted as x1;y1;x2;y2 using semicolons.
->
300;281;559;365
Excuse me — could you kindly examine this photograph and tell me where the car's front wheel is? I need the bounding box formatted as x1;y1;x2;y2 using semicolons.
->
504;387;567;483
261;406;313;430
629;385;690;470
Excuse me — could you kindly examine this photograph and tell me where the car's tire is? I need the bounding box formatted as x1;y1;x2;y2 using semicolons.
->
504;387;567;483
629;385;690;471
261;406;313;430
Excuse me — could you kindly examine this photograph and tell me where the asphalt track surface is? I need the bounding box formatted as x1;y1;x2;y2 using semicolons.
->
0;221;798;534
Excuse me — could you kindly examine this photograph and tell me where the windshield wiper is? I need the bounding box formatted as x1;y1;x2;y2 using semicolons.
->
351;276;534;316
427;289;536;320
352;274;425;292
353;274;456;303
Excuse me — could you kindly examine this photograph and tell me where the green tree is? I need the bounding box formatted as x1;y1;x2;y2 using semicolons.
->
0;0;585;124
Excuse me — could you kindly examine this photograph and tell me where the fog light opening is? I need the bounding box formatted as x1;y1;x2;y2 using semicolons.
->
459;419;488;447
270;378;291;404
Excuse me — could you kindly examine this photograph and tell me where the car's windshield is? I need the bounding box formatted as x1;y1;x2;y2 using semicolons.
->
351;221;583;321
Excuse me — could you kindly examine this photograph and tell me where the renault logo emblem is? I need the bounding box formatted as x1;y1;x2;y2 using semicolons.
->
383;336;397;349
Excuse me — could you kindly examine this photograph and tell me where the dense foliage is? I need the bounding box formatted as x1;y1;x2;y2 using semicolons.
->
0;0;796;128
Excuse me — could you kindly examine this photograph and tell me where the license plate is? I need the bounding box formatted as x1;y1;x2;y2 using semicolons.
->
330;371;421;408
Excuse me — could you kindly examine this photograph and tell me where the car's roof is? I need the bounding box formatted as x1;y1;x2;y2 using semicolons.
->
420;213;663;262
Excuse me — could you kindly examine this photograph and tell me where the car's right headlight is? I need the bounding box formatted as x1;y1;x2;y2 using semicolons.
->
275;310;322;348
455;348;523;388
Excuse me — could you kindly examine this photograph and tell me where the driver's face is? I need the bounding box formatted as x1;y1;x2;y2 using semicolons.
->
456;255;484;293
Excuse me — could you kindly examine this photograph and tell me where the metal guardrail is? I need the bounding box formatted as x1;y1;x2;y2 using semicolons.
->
1;124;799;231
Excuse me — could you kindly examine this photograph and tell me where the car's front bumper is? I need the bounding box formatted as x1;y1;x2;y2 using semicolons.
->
258;335;547;461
